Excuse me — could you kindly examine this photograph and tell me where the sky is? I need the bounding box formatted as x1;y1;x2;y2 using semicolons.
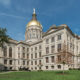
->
0;0;80;41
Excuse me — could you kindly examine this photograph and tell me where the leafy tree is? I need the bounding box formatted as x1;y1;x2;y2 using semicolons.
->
0;28;10;48
0;28;10;71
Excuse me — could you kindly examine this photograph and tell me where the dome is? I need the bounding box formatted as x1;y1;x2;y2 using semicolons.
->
27;20;42;28
26;9;42;29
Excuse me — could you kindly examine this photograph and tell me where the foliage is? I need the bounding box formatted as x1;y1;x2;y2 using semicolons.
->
0;28;10;48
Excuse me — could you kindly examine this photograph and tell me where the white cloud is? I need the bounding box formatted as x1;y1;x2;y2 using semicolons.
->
0;0;11;7
0;12;25;19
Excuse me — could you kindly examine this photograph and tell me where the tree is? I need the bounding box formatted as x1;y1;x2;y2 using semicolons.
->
0;28;10;71
0;28;10;48
57;41;73;74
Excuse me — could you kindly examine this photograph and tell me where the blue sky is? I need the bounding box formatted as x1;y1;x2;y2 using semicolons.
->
0;0;80;41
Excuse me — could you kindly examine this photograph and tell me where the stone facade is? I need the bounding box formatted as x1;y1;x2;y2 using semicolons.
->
0;9;80;71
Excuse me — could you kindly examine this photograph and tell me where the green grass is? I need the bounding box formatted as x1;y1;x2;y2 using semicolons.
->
0;70;80;80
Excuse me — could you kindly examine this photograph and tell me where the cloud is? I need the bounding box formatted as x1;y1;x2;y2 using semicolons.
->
0;0;11;7
0;12;25;19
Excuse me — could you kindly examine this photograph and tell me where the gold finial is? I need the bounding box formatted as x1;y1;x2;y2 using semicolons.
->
33;8;36;14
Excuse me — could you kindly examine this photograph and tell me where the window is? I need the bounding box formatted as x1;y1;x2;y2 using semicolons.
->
46;66;48;69
46;47;49;54
39;52;41;57
51;66;54;69
18;60;19;65
31;54;33;59
51;56;54;62
9;60;12;65
46;57;49;63
51;37;55;42
27;61;29;65
4;59;7;64
23;53;25;58
18;53;20;58
18;47;20;51
58;34;61;40
35;47;37;50
39;60;41;65
35;61;37;65
23;61;25;65
4;46;7;57
46;39;49;44
31;61;33;65
10;67;12;70
31;67;33;70
57;44;61;52
57;65;61;69
35;67;37;70
39;45;41;49
9;47;12;58
35;53;37;58
57;55;61;62
27;54;29;59
23;47;25;51
51;45;55;53
27;48;29;52
31;48;33;51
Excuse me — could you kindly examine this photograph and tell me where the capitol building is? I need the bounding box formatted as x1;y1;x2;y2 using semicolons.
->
0;9;80;71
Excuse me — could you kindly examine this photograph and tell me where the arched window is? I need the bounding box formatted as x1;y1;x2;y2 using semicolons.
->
9;47;12;58
4;46;7;57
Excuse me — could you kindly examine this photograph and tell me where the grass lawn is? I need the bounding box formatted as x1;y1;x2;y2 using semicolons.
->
0;70;80;80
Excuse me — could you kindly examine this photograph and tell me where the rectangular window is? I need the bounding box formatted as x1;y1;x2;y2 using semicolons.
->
46;47;49;54
18;53;20;58
39;45;42;49
27;54;29;59
35;61;37;65
46;66;48;69
23;53;25;58
27;48;29;52
23;47;25;51
31;61;33;65
46;57;49;63
18;47;20;52
9;60;12;65
35;53;37;58
31;54;33;59
51;37;55;42
57;55;61;62
57;44;61;52
35;47;37;50
58;34;61;40
31;48;33;51
39;60;41;65
4;59;7;64
27;61;29;65
51;56;54;62
51;45;55;53
23;61;25;65
39;52;41;57
18;60;19;65
46;39;49;44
